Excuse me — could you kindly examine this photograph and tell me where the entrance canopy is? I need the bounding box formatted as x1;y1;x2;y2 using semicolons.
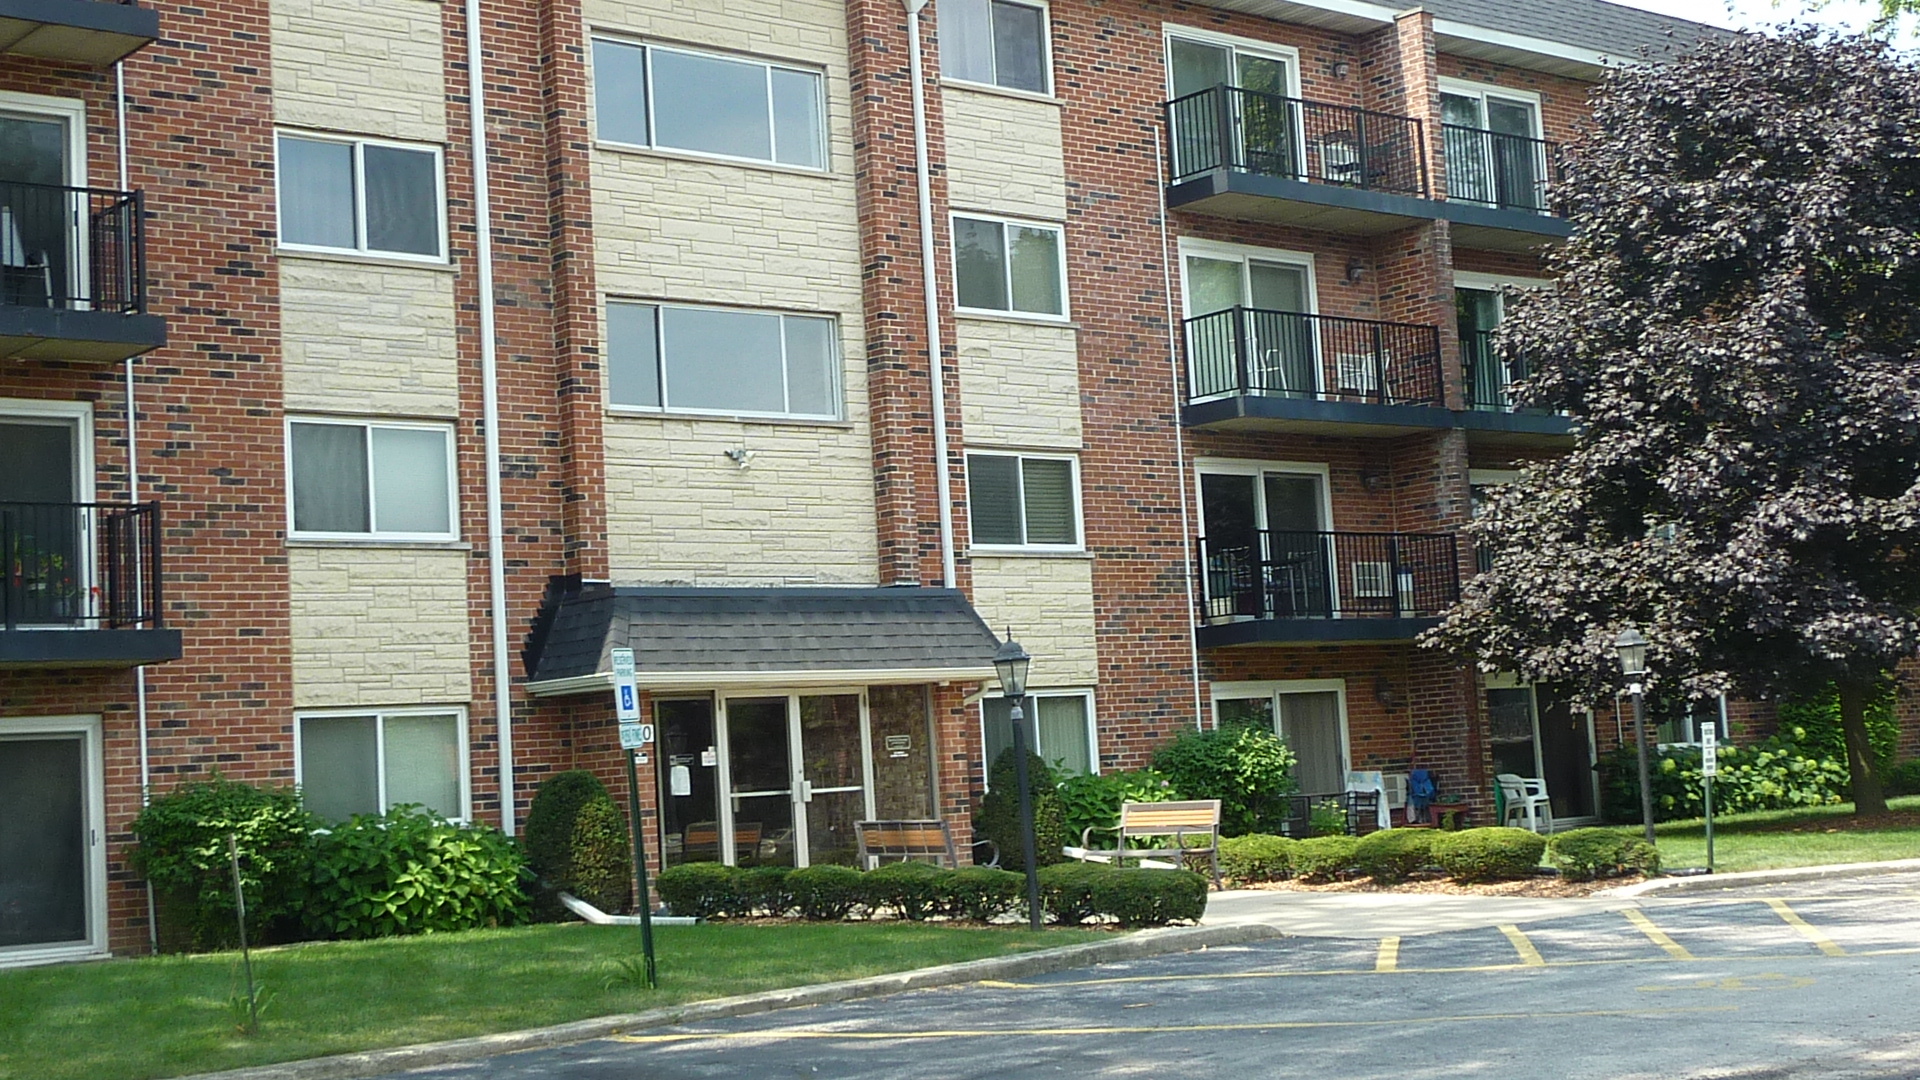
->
522;579;1003;696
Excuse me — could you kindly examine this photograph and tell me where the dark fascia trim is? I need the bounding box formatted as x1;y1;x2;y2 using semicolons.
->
1452;408;1575;438
607;584;973;601
1167;170;1444;224
1184;394;1454;433
0;628;183;669
1439;200;1573;240
0;307;167;360
0;0;160;62
1196;617;1441;648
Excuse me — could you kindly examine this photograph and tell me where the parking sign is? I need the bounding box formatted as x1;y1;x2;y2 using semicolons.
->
611;647;639;722
1700;727;1717;778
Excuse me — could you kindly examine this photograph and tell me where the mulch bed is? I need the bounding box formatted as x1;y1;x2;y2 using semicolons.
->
1741;809;1920;834
1233;870;1645;898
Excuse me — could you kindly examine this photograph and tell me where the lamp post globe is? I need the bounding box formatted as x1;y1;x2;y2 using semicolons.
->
991;634;1042;932
1615;624;1657;844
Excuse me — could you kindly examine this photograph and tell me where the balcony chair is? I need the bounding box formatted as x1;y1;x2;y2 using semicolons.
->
1495;773;1554;834
0;206;52;308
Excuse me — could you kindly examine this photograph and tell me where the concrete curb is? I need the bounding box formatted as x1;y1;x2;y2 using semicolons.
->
176;922;1283;1080
1602;857;1920;898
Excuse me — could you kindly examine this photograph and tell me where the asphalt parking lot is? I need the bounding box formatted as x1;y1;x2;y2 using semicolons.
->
396;873;1920;1080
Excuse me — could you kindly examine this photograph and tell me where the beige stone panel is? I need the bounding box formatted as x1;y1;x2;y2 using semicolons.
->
604;416;878;585
943;85;1067;220
955;317;1082;450
271;0;446;141
968;556;1098;686
289;547;472;708
281;259;459;417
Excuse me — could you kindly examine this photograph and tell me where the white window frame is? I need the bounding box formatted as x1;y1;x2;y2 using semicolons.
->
588;35;830;171
941;0;1055;97
0;92;90;304
1209;678;1351;786
1162;26;1303;100
950;212;1071;321
1193;457;1336;536
965;449;1083;552
1438;78;1546;141
1642;692;1729;748
1178;238;1319;399
284;416;460;542
0;714;108;966
603;299;845;421
293;706;473;824
978;687;1098;787
0;399;98;624
273;130;448;263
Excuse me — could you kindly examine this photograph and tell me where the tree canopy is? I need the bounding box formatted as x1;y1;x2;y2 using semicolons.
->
1426;29;1920;814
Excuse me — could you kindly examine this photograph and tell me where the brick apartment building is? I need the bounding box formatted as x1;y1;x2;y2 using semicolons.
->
0;0;1732;963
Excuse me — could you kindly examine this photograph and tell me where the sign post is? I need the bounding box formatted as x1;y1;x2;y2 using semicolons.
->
611;647;657;989
1700;726;1717;874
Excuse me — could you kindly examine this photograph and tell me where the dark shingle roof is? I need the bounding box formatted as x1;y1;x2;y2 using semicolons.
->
1423;0;1728;62
523;582;1003;685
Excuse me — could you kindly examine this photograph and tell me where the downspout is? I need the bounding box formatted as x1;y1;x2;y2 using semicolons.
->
1153;128;1204;731
902;0;956;589
464;0;516;834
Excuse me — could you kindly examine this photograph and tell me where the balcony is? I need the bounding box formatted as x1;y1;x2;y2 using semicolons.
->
1196;529;1460;646
0;0;159;67
1;501;179;668
1183;307;1451;436
1456;329;1573;445
0;181;165;362
1439;125;1572;251
1164;86;1437;234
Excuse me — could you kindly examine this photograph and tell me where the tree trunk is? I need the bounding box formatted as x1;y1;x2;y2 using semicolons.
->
1837;678;1888;817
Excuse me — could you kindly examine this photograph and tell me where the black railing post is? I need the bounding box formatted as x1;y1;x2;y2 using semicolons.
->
1388;535;1406;616
1215;85;1238;172
2;508;13;632
1412;118;1429;197
1232;307;1252;395
147;503;162;629
1355;109;1370;192
1370;323;1385;403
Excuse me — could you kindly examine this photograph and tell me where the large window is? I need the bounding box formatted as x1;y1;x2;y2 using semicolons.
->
982;692;1093;778
605;302;841;419
953;215;1066;318
1213;682;1347;797
967;452;1079;549
288;418;456;540
276;133;445;259
591;38;826;169
296;709;467;823
939;0;1051;94
1439;80;1548;212
1652;694;1728;746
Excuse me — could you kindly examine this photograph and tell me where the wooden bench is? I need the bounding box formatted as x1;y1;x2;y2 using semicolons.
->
855;819;961;869
1076;799;1222;887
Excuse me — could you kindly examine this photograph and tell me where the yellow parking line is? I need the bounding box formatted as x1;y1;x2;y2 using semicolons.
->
1767;899;1846;957
1624;908;1696;960
1499;924;1546;967
1376;937;1400;972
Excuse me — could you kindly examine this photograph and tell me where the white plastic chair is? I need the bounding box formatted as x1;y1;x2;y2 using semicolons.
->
1495;773;1554;834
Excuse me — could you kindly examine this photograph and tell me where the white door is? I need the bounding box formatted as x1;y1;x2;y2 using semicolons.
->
0;101;86;308
0;402;92;627
0;717;107;963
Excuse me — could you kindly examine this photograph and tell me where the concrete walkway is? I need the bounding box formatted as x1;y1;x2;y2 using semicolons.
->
1202;886;1638;936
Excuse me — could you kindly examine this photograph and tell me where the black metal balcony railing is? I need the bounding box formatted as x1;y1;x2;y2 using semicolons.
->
1;502;162;631
1462;328;1535;411
1197;530;1460;621
0;181;147;315
1441;126;1561;214
1187;307;1445;407
1166;86;1429;198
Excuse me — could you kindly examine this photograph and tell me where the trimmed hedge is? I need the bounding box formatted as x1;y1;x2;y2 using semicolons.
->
521;771;613;918
945;866;1024;922
739;865;794;917
1546;828;1660;882
1038;862;1207;927
1219;834;1294;884
789;865;866;920
567;796;631;914
865;860;947;921
656;862;743;919
975;749;1069;873
1431;827;1546;883
1353;829;1434;885
1290;836;1360;883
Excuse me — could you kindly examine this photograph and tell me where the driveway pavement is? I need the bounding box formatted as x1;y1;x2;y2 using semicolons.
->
384;872;1920;1080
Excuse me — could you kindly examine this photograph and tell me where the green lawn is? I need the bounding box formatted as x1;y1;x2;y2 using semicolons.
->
0;922;1105;1080
1603;794;1920;873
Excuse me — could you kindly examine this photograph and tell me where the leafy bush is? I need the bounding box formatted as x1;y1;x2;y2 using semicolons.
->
1055;770;1181;847
1546;828;1661;882
974;748;1069;872
945;866;1024;922
129;776;315;950
1777;682;1901;774
1219;834;1294;884
565;796;631;914
1289;836;1360;883
1151;724;1296;836
1353;829;1434;884
656;862;742;919
1887;759;1920;797
788;865;865;920
1308;799;1349;838
304;807;529;939
1037;863;1207;926
738;865;794;917
1599;729;1850;824
522;771;612;916
864;861;948;921
1430;827;1546;883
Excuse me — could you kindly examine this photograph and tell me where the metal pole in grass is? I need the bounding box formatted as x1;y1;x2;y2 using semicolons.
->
611;646;657;990
625;747;658;989
992;634;1041;933
1701;726;1718;873
226;834;259;1033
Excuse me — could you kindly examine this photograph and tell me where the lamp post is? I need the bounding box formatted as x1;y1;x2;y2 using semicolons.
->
992;635;1042;932
1615;625;1657;845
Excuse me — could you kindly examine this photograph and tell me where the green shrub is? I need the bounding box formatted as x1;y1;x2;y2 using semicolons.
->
945;866;1024;922
565;796;631;914
1289;836;1359;883
788;865;866;920
738;865;794;917
1599;728;1850;824
656;862;742;919
129;776;315;951
1219;834;1294;884
1037;862;1207;926
1777;681;1900;774
1353;829;1435;884
1036;862;1104;925
1151;724;1296;836
522;771;612;916
1308;799;1349;838
1887;759;1920;797
304;807;529;939
1546;828;1661;882
1055;770;1181;847
1431;827;1547;883
974;748;1069;872
864;861;949;921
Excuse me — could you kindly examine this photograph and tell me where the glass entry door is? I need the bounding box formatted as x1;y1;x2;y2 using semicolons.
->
0;110;75;308
1185;254;1315;398
721;697;795;866
0;413;87;626
0;725;98;956
797;694;868;867
1200;469;1331;619
1486;682;1597;822
1168;37;1297;178
719;692;874;868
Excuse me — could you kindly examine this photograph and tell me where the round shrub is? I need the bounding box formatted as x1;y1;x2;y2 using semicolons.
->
1219;834;1294;884
738;865;794;917
788;864;865;920
1088;867;1209;927
1431;827;1547;883
304;807;529;939
129;776;314;951
945;866;1023;922
1036;862;1104;925
522;771;612;916
1289;836;1360;883
656;862;743;919
1546;828;1660;882
864;861;949;921
1055;770;1182;847
1151;723;1297;836
1353;829;1434;885
974;748;1069;873
566;796;631;913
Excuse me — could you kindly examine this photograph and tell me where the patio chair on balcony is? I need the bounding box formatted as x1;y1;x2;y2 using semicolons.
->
1495;773;1554;834
0;206;52;308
